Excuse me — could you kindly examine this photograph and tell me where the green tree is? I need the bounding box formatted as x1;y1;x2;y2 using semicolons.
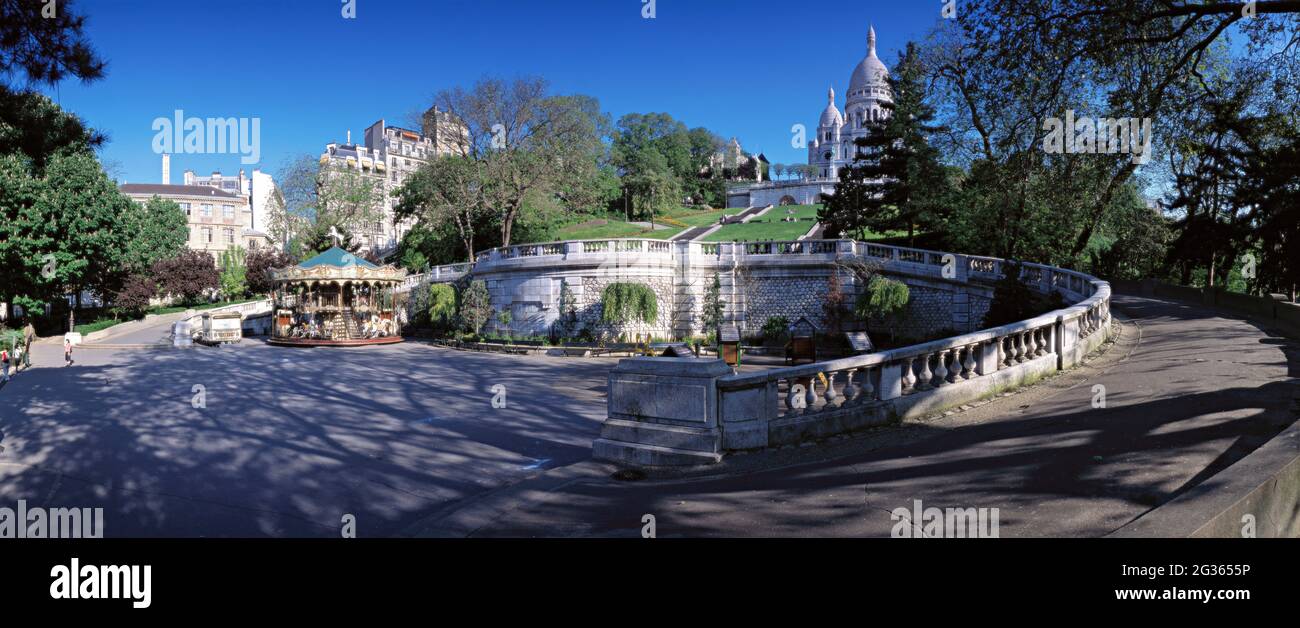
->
36;151;136;315
983;261;1038;328
601;283;658;325
394;155;486;262
855;276;910;341
124;196;188;274
432;77;609;246
700;273;724;334
0;0;106;172
426;283;457;333
219;247;248;300
458;280;492;335
0;153;48;317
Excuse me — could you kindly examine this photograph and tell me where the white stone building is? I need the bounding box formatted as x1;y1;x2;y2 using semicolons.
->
808;25;893;180
119;154;270;265
727;25;892;208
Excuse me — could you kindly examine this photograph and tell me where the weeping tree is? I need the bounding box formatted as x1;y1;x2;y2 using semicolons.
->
855;276;910;342
600;283;658;325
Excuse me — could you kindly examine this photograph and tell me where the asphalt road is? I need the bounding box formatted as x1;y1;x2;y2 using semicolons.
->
455;295;1300;537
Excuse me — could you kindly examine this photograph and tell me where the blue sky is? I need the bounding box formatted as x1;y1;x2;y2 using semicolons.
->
45;0;948;185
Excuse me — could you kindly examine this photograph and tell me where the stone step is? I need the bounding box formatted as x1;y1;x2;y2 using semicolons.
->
593;438;724;467
598;418;720;453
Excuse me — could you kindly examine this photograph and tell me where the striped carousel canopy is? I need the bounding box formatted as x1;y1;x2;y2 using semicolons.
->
270;247;407;283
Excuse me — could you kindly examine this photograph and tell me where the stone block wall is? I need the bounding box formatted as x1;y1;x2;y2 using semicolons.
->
578;276;676;340
463;245;998;342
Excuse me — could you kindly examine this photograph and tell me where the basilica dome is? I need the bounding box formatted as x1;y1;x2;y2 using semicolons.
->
819;87;843;128
846;26;890;104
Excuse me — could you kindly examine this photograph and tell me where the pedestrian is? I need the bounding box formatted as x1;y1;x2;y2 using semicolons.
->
22;323;35;370
64;337;73;367
1;346;9;382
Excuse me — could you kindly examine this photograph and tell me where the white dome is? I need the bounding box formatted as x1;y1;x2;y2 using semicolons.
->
819;87;843;128
847;26;890;104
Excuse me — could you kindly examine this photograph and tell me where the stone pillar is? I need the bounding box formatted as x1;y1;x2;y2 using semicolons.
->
878;361;904;400
594;358;732;466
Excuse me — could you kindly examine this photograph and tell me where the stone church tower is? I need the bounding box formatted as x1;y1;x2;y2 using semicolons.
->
808;25;894;180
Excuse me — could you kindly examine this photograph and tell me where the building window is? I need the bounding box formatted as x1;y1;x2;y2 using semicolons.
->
222;205;234;219
202;204;212;218
179;202;191;216
224;228;234;244
203;227;213;243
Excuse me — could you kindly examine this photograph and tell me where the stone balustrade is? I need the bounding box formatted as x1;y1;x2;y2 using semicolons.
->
592;246;1113;466
394;237;1104;341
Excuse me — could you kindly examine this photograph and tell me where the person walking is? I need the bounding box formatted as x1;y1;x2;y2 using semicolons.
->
1;345;10;382
22;322;35;370
64;337;73;367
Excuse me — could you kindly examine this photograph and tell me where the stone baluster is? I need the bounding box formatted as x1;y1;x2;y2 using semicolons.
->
901;358;916;394
962;344;977;379
823;372;840;407
805;376;819;411
933;350;949;387
842;369;860;404
1013;333;1026;363
916;353;934;390
1002;336;1015;367
859;366;874;401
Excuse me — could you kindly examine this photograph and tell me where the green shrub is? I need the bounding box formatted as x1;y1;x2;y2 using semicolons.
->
761;315;789;342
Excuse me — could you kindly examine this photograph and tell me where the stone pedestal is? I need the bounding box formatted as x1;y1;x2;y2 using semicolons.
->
593;357;732;466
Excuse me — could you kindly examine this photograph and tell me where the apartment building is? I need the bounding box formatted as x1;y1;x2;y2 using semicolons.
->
319;107;468;256
119;155;269;265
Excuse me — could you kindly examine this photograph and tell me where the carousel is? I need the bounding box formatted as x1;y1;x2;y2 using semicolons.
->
268;246;408;346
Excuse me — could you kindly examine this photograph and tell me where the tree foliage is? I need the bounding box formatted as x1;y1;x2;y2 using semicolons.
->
430;77;609;247
458;279;492;334
245;247;293;295
600;282;658;325
426;283;457;333
152;250;219;305
700;273;724;333
855;276;910;340
219;246;248;300
111;274;156;318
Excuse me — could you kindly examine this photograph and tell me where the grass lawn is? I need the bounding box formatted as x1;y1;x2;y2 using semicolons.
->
703;220;816;242
663;207;741;228
73;318;124;335
557;220;684;240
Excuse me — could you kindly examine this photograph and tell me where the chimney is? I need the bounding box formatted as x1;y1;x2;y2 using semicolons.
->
347;129;352;145
162;153;171;185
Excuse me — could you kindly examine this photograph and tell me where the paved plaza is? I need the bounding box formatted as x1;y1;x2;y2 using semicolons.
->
1;294;1296;537
0;336;613;537
424;295;1300;537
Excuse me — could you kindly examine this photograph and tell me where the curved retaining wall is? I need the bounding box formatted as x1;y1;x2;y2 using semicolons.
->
583;243;1113;466
401;239;1015;341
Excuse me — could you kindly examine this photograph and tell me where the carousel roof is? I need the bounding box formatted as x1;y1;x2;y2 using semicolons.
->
270;246;407;283
299;246;381;270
